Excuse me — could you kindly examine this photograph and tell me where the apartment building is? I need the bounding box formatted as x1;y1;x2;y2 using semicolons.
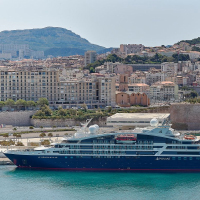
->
59;75;116;108
115;74;150;107
0;66;116;108
120;44;144;55
149;81;178;101
59;78;99;108
98;76;116;107
129;72;146;84
84;51;97;66
146;72;167;85
128;83;149;93
0;67;59;103
161;62;178;75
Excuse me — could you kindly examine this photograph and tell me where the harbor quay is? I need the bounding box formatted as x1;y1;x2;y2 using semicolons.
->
0;130;77;165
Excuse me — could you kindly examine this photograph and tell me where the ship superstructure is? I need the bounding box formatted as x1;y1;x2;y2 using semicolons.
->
4;118;200;171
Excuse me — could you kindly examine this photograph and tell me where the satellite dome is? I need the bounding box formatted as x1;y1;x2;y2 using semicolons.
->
93;124;99;130
89;125;98;134
150;118;158;127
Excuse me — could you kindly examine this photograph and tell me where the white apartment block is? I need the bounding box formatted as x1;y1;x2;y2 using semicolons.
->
149;81;178;101
98;76;116;107
161;62;178;75
129;74;146;84
0;67;59;103
128;83;149;93
146;72;167;85
0;67;116;108
120;44;144;55
59;75;116;108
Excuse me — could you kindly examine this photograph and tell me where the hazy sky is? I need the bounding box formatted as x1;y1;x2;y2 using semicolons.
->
0;0;199;48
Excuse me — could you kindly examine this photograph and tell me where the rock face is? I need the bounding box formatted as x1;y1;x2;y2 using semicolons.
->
170;103;200;130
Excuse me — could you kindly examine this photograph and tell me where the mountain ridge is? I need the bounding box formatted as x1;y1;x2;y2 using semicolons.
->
0;27;108;56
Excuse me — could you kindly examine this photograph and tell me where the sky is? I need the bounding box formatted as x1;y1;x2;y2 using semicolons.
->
0;0;200;48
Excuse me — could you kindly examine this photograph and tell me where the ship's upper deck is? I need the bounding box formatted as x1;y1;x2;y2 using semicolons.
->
62;125;197;145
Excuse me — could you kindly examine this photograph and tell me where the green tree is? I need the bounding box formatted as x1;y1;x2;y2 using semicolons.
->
5;99;15;110
81;104;87;112
106;54;122;62
69;109;76;116
15;99;27;110
41;140;50;146
172;53;190;62
0;101;5;109
89;67;95;73
106;106;112;112
41;105;52;116
34;110;45;117
190;91;198;98
37;98;49;107
29;126;34;129
27;101;36;109
58;108;67;117
16;141;24;146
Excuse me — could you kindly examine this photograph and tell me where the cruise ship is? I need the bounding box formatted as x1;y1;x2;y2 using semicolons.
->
4;118;200;172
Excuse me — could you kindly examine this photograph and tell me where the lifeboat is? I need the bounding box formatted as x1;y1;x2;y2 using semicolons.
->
184;135;195;140
116;134;136;144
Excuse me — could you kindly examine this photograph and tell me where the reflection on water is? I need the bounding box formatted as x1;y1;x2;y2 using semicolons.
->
1;166;200;200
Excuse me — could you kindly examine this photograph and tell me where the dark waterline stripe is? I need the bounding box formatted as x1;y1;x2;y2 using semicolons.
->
17;166;200;172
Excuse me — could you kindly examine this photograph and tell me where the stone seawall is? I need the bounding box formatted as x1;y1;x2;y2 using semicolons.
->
170;103;200;130
31;117;107;127
0;111;36;126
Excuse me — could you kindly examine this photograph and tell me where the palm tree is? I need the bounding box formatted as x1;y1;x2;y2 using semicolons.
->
16;134;21;142
13;127;17;133
52;125;56;131
13;133;17;142
40;126;43;132
3;133;9;141
39;132;46;141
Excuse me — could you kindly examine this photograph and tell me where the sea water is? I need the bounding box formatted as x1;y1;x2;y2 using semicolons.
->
1;165;200;200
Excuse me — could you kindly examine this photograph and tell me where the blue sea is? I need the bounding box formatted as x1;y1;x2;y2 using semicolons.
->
1;165;200;200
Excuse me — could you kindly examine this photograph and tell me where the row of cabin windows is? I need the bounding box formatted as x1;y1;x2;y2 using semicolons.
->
69;145;154;150
92;140;114;144
64;156;123;159
167;146;200;149
54;150;126;155
53;147;155;154
172;157;194;160
167;146;187;149
137;141;153;144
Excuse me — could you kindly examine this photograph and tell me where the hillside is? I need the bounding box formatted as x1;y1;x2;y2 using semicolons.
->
178;37;200;45
0;27;107;56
